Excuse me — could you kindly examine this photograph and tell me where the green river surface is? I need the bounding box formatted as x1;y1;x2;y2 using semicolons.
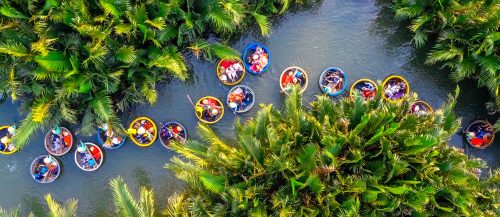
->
0;1;498;216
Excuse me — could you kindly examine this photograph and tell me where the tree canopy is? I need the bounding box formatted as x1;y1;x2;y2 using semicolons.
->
0;0;305;149
166;86;499;216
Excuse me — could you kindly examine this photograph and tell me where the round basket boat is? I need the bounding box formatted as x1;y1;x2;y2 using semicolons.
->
159;122;187;149
350;78;377;100
30;155;60;184
74;142;104;172
382;75;410;101
127;117;157;147
409;100;433;115
97;124;126;150
227;85;255;114
243;43;271;75
44;127;73;156
319;67;348;97
464;120;495;149
0;125;17;155
195;96;224;124
280;66;308;95
217;59;246;86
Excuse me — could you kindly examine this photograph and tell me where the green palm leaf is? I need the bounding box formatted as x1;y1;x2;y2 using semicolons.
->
0;42;29;57
148;47;188;80
34;51;71;72
110;177;141;217
45;194;78;217
251;12;270;37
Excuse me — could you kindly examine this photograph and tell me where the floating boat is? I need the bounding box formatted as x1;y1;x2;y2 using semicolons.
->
280;66;308;94
243;43;271;75
409;100;433;115
44;126;73;156
319;67;348;97
464;120;495;149
217;59;246;85
30;155;60;184
227;85;255;114
127;117;157;147
350;78;377;100
97;124;126;149
159;122;187;149
0;125;17;155
382;75;410;101
195;96;224;124
74;142;104;172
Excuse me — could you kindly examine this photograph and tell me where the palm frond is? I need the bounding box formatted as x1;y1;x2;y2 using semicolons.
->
110;176;140;217
251;12;271;37
148;47;188;80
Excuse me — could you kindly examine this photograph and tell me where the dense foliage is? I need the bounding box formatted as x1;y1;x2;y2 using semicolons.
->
0;176;156;217
165;87;499;216
389;0;500;127
0;0;304;149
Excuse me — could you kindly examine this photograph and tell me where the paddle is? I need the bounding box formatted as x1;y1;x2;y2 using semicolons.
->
187;94;196;108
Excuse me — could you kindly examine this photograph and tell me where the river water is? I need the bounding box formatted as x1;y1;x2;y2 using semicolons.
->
0;1;497;216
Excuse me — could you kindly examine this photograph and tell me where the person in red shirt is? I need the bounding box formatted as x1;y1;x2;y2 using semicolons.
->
89;146;101;161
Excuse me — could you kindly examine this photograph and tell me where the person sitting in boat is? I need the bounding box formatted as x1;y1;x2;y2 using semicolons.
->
228;88;247;111
161;124;185;142
247;46;269;74
132;120;154;144
101;124;123;147
466;124;493;146
359;82;375;99
411;104;427;115
385;81;405;99
322;71;343;94
89;145;101;161
0;126;16;152
34;157;56;181
199;99;222;121
283;70;304;90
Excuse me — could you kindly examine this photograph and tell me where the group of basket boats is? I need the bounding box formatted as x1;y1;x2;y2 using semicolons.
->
0;43;495;184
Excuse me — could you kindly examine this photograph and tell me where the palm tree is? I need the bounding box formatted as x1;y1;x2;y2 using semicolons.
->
0;194;77;217
391;0;500;129
165;86;499;216
110;176;156;217
0;0;307;150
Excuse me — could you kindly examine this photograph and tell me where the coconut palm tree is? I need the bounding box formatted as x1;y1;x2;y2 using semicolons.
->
392;0;500;130
0;194;77;217
110;176;156;217
0;0;306;150
165;86;499;216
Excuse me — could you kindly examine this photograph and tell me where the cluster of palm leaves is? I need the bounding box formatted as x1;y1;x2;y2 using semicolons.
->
0;0;304;149
0;176;156;217
165;86;499;216
390;0;500;127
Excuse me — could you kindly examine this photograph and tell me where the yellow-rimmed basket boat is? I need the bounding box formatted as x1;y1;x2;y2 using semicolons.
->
0;125;17;155
382;75;410;101
464;120;495;149
195;96;224;124
409;100;433;115
217;59;246;86
127;117;157;147
350;78;377;100
280;66;308;95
